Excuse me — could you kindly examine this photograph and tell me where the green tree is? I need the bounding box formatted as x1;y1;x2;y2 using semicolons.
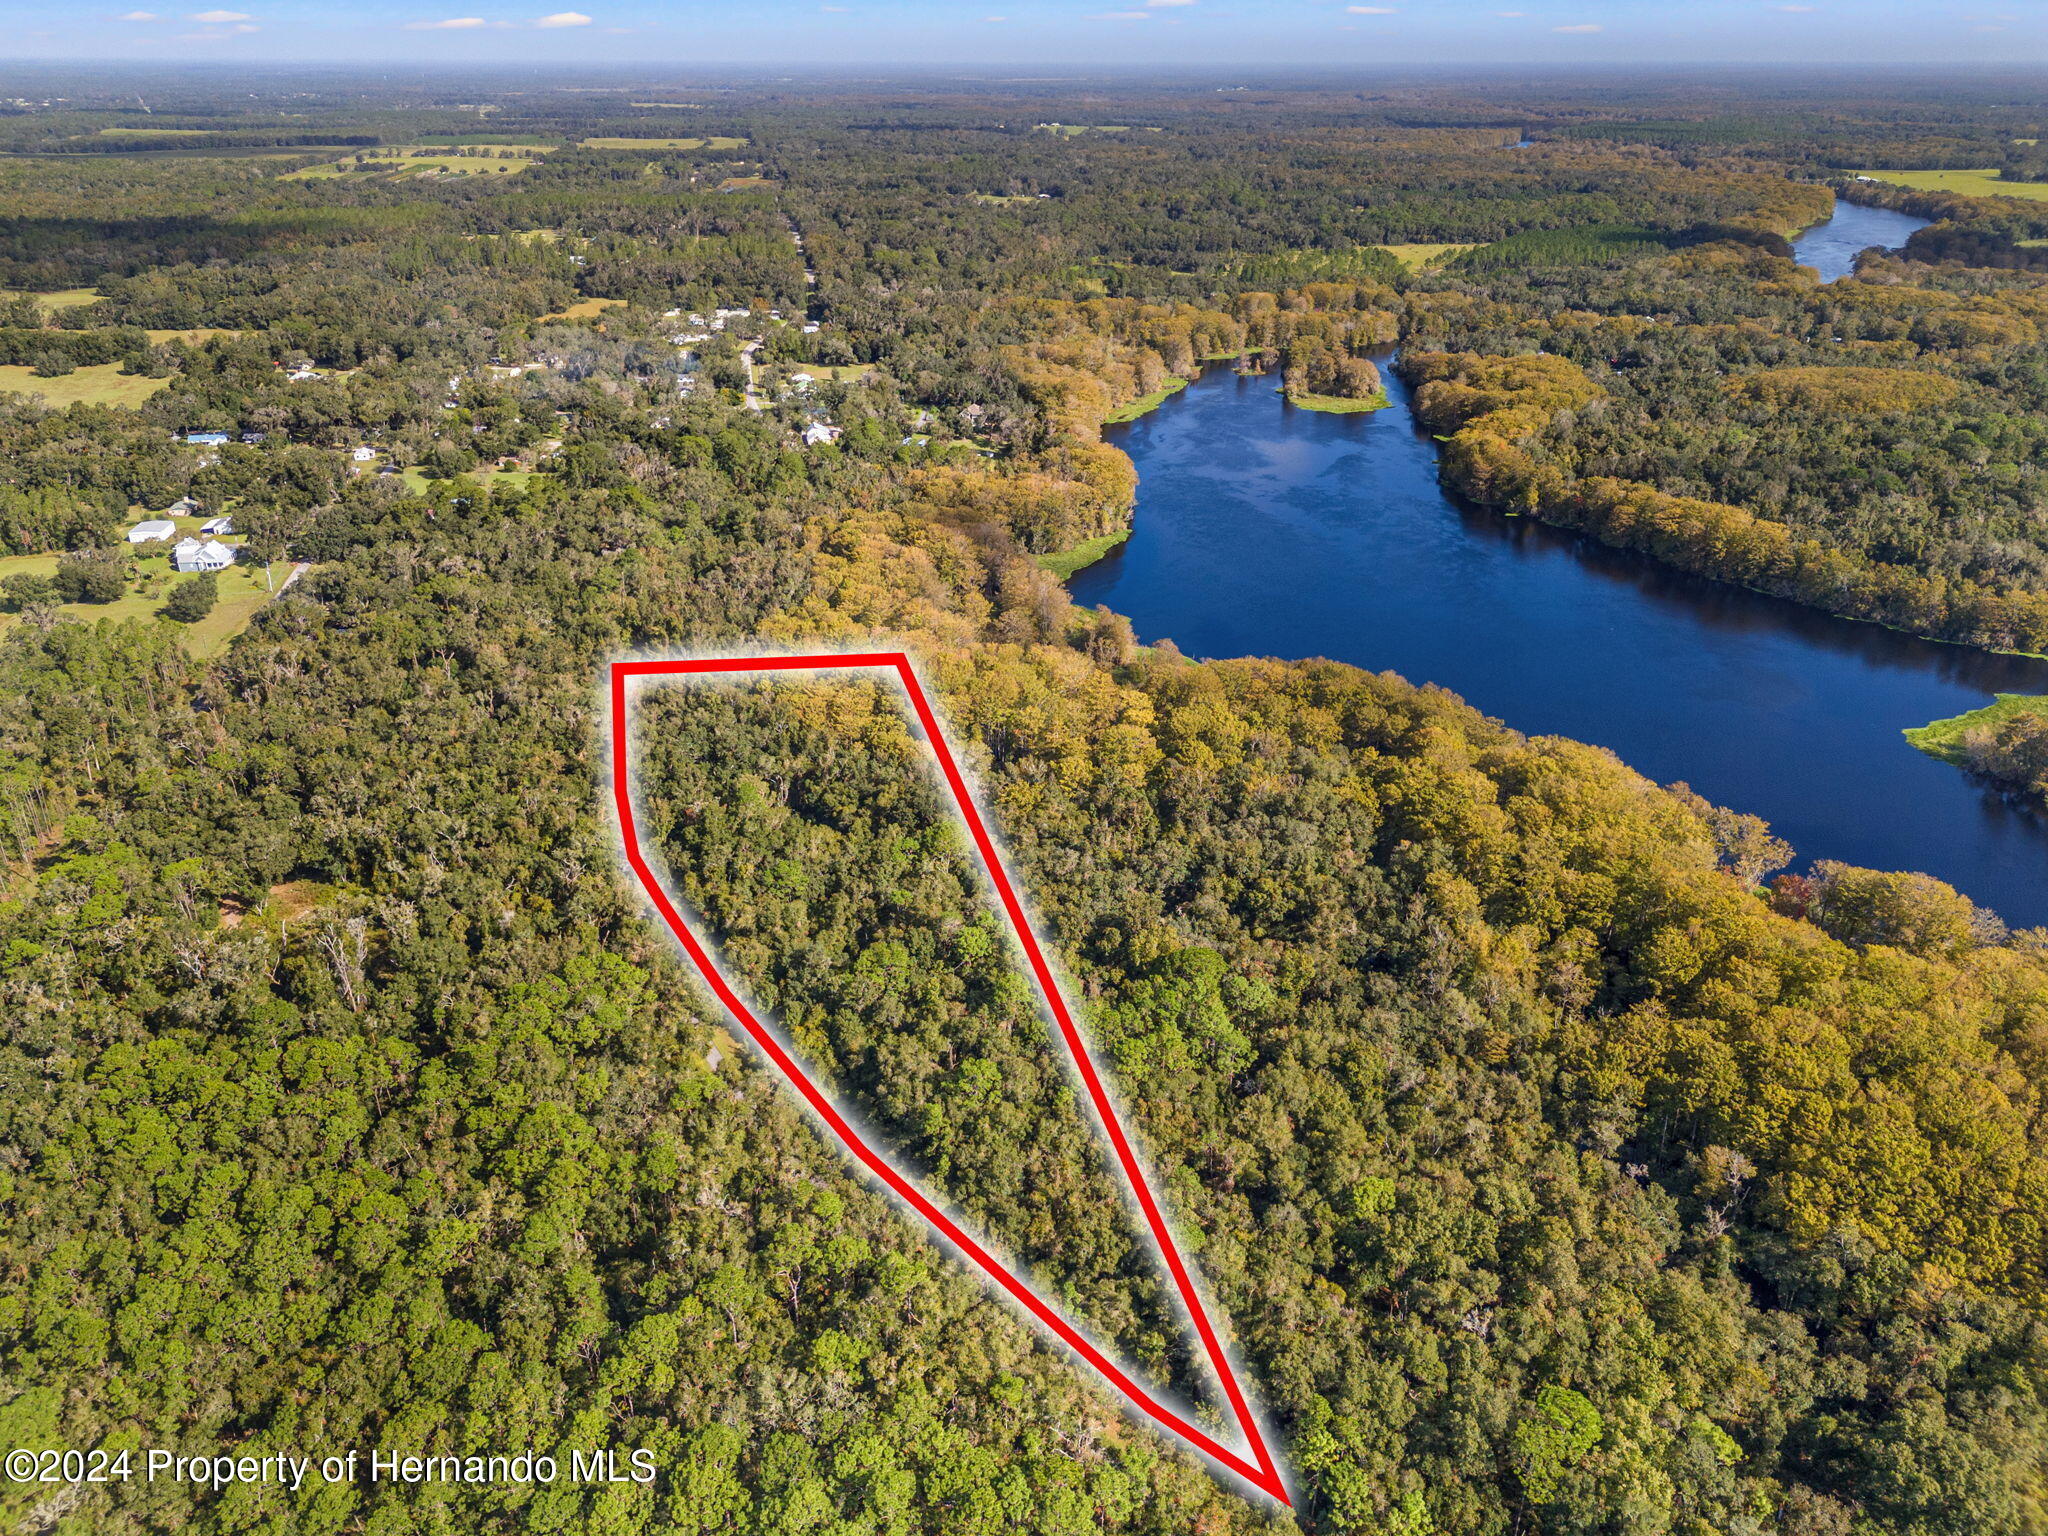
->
161;571;218;623
1513;1385;1604;1504
52;555;124;604
0;573;55;612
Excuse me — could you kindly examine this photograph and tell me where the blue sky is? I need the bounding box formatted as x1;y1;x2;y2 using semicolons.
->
9;0;2045;66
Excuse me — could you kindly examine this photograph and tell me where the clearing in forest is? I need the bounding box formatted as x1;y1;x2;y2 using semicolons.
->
581;135;748;150
1;287;104;312
1380;242;1478;269
0;363;169;409
0;549;292;656
1850;167;2048;201
287;146;551;180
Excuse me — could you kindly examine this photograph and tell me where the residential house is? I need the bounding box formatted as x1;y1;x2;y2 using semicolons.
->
802;422;843;447
199;515;234;537
171;537;234;573
167;496;201;517
127;518;176;544
351;446;376;462
185;431;229;446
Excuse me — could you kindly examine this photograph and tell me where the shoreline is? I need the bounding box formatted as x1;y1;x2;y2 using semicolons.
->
1282;385;1392;413
1906;692;2048;760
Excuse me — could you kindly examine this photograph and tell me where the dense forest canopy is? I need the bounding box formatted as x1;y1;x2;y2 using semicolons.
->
1;65;2047;1536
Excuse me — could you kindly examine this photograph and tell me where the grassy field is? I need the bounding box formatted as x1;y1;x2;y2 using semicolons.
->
91;127;219;139
581;135;747;150
1285;387;1392;413
401;465;542;494
181;564;294;657
1103;377;1188;425
1905;693;2048;763
2;287;103;311
414;133;561;147
537;297;627;322
1851;167;2048;201
0;549;290;656
1035;532;1129;580
1380;242;1479;269
146;327;241;345
289;147;547;181
812;363;877;382
715;176;773;192
0;363;169;409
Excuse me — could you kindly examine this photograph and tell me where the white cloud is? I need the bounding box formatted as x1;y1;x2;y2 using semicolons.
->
1147;0;1196;7
118;10;159;19
1552;21;1602;31
1088;9;1151;17
404;15;486;26
1346;5;1394;11
533;9;590;24
188;8;248;19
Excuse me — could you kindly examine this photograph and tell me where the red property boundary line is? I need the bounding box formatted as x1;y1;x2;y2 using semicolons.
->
607;652;1289;1505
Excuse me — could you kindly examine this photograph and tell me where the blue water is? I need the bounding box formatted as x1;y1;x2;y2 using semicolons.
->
1793;197;1930;282
1069;207;2048;925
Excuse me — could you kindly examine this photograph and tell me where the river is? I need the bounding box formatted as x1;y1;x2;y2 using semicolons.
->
1069;202;2048;927
1790;197;1931;282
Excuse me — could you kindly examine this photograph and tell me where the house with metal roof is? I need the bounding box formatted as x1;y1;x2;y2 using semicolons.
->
171;538;235;573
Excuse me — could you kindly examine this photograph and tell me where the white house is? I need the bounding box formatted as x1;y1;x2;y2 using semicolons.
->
171;537;234;573
351;446;376;462
802;422;842;447
199;515;234;536
789;372;815;390
127;518;176;544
